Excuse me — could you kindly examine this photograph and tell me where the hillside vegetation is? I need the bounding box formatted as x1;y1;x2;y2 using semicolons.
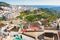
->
17;8;59;22
0;2;10;7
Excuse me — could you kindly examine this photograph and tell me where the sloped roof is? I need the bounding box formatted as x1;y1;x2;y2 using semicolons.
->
0;8;3;10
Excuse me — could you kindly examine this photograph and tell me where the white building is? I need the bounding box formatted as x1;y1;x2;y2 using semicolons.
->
11;5;20;18
19;5;38;12
0;6;13;19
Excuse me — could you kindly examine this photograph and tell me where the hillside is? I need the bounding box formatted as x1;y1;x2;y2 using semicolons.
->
51;7;60;11
0;2;10;7
17;7;59;23
50;7;60;18
39;8;60;18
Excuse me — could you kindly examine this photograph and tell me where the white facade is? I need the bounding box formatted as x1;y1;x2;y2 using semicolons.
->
11;5;20;18
19;6;38;12
0;6;12;19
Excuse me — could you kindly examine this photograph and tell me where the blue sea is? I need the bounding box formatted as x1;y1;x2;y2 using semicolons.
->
26;5;60;8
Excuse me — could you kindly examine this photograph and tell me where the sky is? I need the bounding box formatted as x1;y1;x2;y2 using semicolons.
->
0;0;20;5
0;0;60;6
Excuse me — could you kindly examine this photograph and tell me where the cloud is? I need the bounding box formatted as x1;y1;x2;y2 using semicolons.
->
0;0;60;5
20;0;60;5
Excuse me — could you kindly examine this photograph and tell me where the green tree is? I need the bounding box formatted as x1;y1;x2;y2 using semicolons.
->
24;15;36;22
47;14;57;21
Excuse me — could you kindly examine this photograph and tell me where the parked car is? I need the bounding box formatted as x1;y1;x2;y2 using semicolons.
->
44;32;58;40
